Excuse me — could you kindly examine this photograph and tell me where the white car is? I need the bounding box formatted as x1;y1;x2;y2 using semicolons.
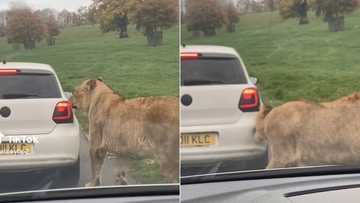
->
180;45;267;173
0;62;80;187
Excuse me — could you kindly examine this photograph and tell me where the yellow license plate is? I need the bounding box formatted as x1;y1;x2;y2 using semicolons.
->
0;143;33;155
181;133;218;147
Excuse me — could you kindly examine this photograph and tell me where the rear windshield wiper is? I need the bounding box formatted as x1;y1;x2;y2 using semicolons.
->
183;80;226;86
1;94;41;99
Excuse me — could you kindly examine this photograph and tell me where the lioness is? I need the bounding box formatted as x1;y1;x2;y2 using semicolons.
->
256;93;360;169
71;79;179;186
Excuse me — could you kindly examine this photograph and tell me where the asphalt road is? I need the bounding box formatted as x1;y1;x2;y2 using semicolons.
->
0;134;135;193
181;154;268;177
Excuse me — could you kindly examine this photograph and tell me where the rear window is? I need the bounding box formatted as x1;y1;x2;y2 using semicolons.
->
181;58;247;86
0;74;61;99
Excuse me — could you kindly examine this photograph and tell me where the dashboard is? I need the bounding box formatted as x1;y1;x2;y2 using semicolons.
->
181;173;360;202
0;184;179;203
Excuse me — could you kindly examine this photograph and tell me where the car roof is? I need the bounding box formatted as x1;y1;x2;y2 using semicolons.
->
181;45;239;56
0;62;55;73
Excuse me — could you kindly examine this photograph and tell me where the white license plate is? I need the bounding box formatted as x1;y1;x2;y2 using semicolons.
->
0;143;33;155
181;133;218;147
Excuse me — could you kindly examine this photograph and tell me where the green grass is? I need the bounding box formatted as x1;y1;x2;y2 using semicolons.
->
0;25;179;184
0;25;179;98
129;154;166;184
182;10;360;106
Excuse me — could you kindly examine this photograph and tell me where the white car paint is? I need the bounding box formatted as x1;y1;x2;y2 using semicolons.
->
181;45;266;167
0;62;80;171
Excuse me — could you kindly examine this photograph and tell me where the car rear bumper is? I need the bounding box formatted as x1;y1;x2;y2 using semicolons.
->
0;123;80;172
181;146;266;166
181;113;267;167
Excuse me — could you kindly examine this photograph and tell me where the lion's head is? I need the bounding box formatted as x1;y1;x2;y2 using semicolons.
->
71;79;97;113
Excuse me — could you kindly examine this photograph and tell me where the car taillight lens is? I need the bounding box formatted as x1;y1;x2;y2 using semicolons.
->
0;69;19;76
181;52;200;60
53;101;74;123
239;88;260;112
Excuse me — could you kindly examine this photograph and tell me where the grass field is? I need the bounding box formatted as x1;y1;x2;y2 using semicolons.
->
182;10;360;106
0;25;179;184
0;25;179;98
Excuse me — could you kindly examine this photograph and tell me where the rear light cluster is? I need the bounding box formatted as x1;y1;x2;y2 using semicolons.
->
52;101;74;123
181;52;200;60
239;88;260;112
0;69;20;76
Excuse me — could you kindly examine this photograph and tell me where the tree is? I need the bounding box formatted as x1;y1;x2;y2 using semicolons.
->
0;24;5;37
91;0;134;38
0;11;7;37
6;7;45;50
314;0;357;32
77;6;91;25
185;0;226;36
58;9;72;27
224;2;240;32
87;5;98;25
265;0;278;11
44;14;60;46
72;12;82;26
132;0;178;46
36;9;61;46
279;0;309;24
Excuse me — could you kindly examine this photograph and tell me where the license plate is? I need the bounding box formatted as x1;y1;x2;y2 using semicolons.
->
0;143;33;155
181;133;218;147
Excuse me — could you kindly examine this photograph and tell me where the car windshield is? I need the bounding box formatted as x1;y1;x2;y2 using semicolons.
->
181;58;247;86
180;0;360;181
0;74;61;99
0;0;179;199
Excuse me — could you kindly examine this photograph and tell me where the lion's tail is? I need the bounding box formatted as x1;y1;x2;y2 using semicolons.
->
255;102;272;143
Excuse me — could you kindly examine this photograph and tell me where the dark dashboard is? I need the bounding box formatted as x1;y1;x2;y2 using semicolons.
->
0;184;179;203
181;168;360;203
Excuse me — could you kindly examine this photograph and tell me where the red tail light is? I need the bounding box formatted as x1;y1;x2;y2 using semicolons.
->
53;101;74;123
239;88;260;112
0;69;19;76
181;52;200;60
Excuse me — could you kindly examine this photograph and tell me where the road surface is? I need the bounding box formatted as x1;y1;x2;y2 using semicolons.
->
0;133;136;193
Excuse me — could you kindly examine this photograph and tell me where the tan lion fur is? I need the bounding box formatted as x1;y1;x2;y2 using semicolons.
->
255;92;360;169
71;79;179;186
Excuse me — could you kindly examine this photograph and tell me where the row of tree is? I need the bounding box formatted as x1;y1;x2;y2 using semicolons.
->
0;4;98;49
280;0;358;32
183;0;240;37
0;0;179;49
4;6;61;50
237;0;279;13
90;0;178;47
182;0;358;38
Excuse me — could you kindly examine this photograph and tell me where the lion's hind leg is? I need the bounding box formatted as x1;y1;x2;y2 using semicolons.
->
86;146;107;187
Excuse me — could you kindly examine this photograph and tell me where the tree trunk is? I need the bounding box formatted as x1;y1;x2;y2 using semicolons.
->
119;24;129;39
47;36;56;46
192;30;203;37
12;43;20;50
227;23;236;33
299;15;309;25
117;15;129;39
147;31;163;47
203;28;216;36
298;0;309;25
328;16;345;32
29;40;35;49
